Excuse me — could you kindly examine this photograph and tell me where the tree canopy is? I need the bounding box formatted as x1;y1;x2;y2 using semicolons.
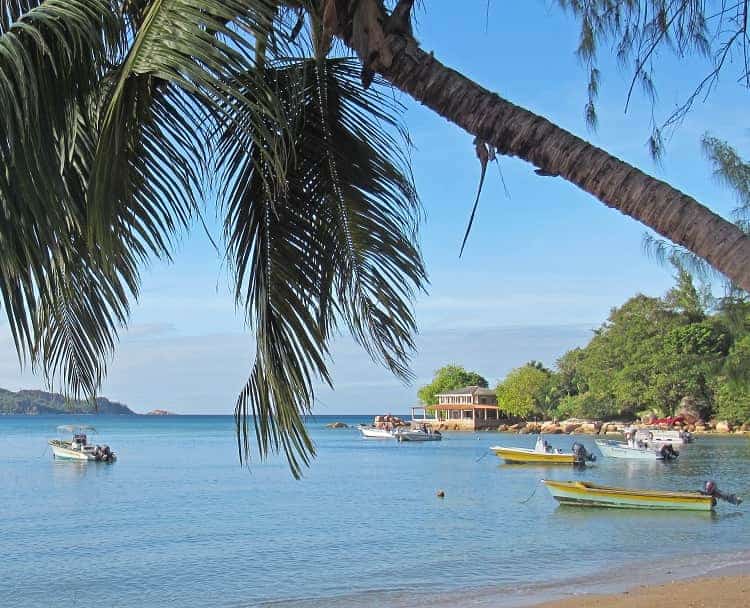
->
495;363;553;419
521;269;744;422
448;268;750;424
417;365;488;406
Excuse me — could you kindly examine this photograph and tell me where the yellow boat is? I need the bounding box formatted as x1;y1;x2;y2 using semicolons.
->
490;437;595;465
542;480;727;511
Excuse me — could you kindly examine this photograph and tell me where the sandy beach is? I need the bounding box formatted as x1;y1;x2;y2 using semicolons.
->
532;574;750;607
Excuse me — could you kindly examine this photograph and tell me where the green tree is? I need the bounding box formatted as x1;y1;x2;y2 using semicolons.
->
496;363;552;419
664;266;710;322
555;393;617;421
716;382;750;425
565;285;729;417
417;365;488;406
5;1;750;475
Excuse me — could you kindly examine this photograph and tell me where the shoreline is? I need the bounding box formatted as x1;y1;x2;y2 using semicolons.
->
499;549;750;608
529;573;750;608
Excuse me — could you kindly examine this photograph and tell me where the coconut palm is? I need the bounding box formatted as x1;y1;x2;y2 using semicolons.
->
2;0;749;474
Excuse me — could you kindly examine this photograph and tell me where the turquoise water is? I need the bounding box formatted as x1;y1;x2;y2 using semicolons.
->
2;415;749;607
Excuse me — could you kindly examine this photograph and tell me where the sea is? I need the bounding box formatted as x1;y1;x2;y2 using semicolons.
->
2;415;749;607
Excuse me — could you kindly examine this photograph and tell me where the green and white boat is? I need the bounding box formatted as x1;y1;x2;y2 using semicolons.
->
49;425;117;462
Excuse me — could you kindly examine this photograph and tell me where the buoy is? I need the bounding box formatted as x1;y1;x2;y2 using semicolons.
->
436;490;445;498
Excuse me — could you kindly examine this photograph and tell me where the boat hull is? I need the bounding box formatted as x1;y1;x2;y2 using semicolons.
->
490;446;577;465
357;426;395;439
395;430;442;441
48;440;116;462
542;480;714;511
595;440;663;460
49;441;95;461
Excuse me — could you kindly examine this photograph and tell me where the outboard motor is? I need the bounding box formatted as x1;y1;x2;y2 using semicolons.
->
571;442;596;465
659;444;679;460
702;480;743;506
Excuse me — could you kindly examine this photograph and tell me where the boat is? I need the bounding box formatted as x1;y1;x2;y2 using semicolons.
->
490;436;596;465
393;428;442;442
595;438;678;461
357;424;395;439
595;428;679;460
542;479;742;511
49;425;117;462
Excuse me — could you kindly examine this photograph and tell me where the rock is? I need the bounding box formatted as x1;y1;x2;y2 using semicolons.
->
605;431;621;436
326;421;348;429
676;397;702;424
715;420;733;433
694;424;707;432
509;422;525;431
497;424;509;432
562;422;581;434
541;422;563;434
576;422;602;434
742;423;750;432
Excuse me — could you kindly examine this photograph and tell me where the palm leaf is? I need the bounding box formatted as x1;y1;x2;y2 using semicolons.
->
219;56;425;475
0;0;123;369
88;0;286;249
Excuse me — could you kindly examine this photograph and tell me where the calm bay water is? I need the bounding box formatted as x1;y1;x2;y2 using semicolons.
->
2;415;749;607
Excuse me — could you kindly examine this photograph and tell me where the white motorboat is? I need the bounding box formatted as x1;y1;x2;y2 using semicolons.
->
357;425;395;439
394;428;442;442
595;438;678;461
49;425;117;462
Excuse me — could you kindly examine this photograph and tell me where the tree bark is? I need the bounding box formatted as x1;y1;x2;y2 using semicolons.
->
333;2;750;292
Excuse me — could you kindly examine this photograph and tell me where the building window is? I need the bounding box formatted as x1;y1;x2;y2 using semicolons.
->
487;409;498;419
463;410;473;419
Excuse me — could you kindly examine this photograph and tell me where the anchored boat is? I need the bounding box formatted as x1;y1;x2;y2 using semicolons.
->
542;480;741;511
357;425;395;439
595;439;678;461
49;425;117;462
491;436;595;465
394;428;442;442
595;427;679;460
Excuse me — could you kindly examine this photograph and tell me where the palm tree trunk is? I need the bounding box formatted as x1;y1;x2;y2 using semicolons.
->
332;1;750;291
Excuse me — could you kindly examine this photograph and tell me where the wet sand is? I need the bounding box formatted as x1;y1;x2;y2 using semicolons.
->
531;574;750;607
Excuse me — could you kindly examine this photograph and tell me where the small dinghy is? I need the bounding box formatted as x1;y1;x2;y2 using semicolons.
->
491;436;595;465
49;425;117;462
542;480;742;511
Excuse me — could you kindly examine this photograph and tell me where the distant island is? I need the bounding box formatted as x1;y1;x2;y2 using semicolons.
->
0;388;136;415
146;409;177;416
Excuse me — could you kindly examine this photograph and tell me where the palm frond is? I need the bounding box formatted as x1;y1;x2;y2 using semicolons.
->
0;0;122;365
219;57;425;475
88;0;285;249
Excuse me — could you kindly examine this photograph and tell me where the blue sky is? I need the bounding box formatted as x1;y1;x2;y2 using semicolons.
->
1;3;745;414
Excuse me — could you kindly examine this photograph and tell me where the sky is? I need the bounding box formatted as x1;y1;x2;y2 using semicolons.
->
1;3;746;414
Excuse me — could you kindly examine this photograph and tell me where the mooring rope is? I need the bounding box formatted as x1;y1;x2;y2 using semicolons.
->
474;450;489;463
519;479;543;504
